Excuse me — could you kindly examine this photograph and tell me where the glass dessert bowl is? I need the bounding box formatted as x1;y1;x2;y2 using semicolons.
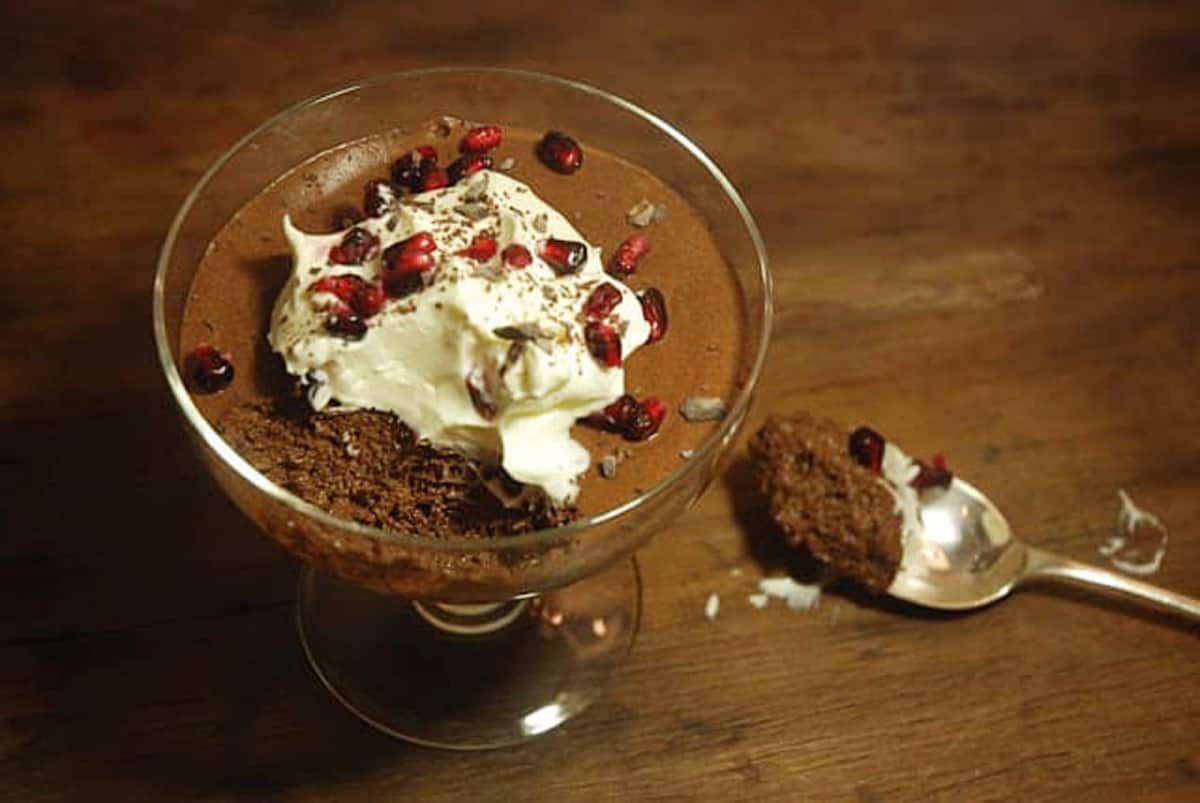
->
153;67;771;749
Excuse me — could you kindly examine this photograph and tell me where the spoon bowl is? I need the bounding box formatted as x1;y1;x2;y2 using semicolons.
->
888;477;1200;621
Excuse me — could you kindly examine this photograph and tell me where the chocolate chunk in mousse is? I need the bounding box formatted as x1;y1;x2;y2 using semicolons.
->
749;413;903;592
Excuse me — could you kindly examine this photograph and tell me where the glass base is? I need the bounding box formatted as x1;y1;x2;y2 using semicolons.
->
295;558;642;749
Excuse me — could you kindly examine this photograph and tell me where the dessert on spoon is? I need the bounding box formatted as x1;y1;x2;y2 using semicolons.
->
751;414;1200;621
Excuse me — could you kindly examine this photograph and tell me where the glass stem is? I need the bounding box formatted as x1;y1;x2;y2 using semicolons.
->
411;598;531;635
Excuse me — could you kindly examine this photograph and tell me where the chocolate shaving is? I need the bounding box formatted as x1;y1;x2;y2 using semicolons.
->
493;323;549;342
680;396;727;422
454;202;490;221
464;369;497;420
500;341;525;376
627;199;655;227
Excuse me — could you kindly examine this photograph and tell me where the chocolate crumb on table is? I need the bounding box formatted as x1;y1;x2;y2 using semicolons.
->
749;412;903;592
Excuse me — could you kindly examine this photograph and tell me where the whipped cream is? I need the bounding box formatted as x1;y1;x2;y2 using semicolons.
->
879;442;925;573
268;170;651;505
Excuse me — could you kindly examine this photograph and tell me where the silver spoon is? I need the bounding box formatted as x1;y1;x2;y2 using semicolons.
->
888;477;1200;620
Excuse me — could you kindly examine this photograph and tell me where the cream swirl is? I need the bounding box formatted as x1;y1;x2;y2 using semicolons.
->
268;170;650;504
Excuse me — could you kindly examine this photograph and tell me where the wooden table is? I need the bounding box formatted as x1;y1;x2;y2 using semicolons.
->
3;1;1197;800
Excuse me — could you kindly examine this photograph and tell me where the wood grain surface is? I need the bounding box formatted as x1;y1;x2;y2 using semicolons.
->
2;1;1198;800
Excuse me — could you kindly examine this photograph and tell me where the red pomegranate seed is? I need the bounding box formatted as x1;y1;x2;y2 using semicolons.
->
502;243;532;268
187;343;234;394
639;288;668;343
459;234;498;261
583;282;623;320
382;232;437;270
911;453;954;490
382;270;423;298
363;179;395;217
540;238;588;275
583;393;640;432
585;321;622;367
390;250;434;273
416;163;450;193
465;370;497;420
607;234;651;277
537;130;583;174
447;153;493;184
401;231;437;254
392;145;439;190
381;231;438;297
848;426;885;473
311;274;384;319
312;274;358;301
358;282;385;317
325;307;368;339
460;125;503;154
626;397;667;441
328;227;380;265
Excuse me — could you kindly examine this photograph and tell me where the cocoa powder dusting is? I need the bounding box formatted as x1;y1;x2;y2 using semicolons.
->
749;413;903;592
219;398;574;538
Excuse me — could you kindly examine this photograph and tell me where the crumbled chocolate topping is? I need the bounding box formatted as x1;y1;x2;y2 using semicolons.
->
219;399;574;538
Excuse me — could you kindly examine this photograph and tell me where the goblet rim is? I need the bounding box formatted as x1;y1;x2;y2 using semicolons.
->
152;65;773;554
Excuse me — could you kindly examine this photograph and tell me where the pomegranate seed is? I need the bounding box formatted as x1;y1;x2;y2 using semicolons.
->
460;125;503;154
537;130;583;174
583;394;640;432
358;282;385;317
465;370;497;420
382;232;437;270
584;321;622;367
390;250;434;273
417;164;450;193
187;343;234;394
382;270;423;298
848;426;885;473
312;274;358;301
502;243;532;268
447;153;493;184
328;227;380;265
392;145;439;190
363;179;395;217
312;274;385;319
911;453;954;490
325;308;368;339
626;397;667;441
540;238;588;275
381;231;437;297
639;288;668;343
607;234;651;277
583;282;623;320
459;234;498;261
401;231;437;254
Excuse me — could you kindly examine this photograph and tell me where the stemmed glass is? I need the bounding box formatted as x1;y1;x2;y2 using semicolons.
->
153;67;772;749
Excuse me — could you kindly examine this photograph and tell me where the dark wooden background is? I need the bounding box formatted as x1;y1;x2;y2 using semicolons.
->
2;1;1197;800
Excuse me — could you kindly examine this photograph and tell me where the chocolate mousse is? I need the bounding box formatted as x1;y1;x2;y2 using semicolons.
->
181;120;748;534
749;413;905;592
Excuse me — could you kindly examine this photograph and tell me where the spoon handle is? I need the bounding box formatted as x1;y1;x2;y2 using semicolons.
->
1022;546;1200;622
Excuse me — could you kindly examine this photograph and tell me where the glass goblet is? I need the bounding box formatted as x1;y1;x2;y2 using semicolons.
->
153;67;772;749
